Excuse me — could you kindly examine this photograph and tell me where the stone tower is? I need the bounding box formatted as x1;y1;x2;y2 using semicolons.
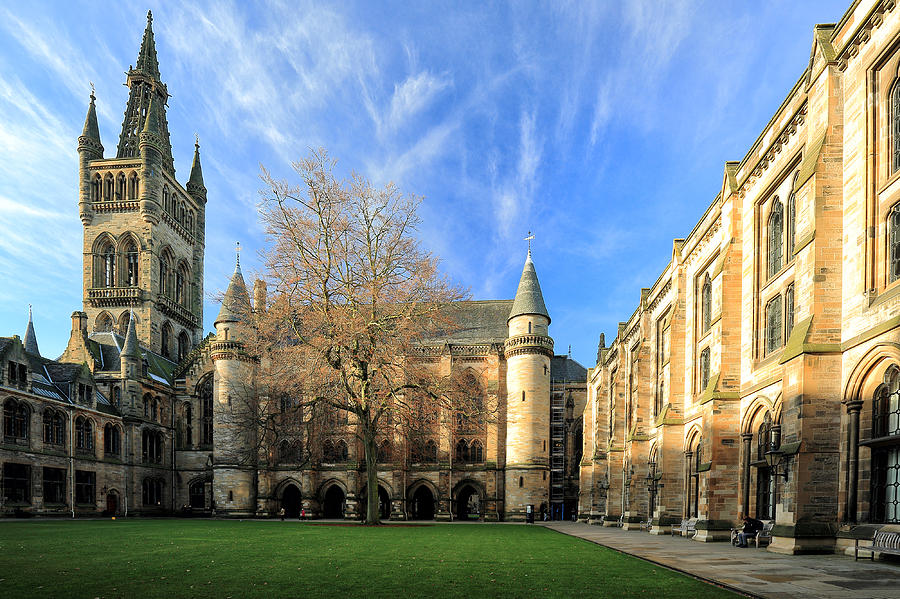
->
504;250;553;520
77;10;205;360
210;255;257;516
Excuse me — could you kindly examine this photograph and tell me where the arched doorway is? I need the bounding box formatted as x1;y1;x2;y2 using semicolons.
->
409;485;435;520
282;484;301;518
456;484;481;520
358;485;392;520
322;485;346;519
105;491;118;515
189;480;207;510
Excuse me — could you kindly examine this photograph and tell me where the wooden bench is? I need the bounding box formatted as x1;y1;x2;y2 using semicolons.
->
639;519;652;531
673;517;697;538
856;526;900;561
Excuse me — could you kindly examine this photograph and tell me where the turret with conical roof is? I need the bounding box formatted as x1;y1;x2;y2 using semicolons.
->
508;249;550;324
23;306;39;357
503;247;554;521
77;90;103;226
210;247;258;516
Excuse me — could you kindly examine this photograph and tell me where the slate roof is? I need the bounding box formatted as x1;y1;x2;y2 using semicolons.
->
508;252;550;323
551;355;588;383
216;261;251;326
419;300;513;345
87;331;176;384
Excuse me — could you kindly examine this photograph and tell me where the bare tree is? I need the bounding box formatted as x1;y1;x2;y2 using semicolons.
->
254;148;480;524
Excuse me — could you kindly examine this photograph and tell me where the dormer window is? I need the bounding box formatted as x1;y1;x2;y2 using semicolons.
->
7;362;27;388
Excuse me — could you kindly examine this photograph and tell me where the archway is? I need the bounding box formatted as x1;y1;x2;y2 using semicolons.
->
456;484;481;520
189;480;208;510
323;485;346;519
358;485;392;520
282;484;301;518
409;485;435;520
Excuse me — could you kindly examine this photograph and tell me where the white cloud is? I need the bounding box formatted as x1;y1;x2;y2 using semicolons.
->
387;71;452;132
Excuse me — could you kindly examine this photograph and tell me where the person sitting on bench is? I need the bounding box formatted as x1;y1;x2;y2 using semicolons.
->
735;515;763;548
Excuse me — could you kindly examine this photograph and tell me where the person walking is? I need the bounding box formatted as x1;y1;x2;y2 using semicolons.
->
279;507;285;521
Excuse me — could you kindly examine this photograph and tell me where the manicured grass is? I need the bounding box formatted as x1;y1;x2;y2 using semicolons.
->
0;520;737;598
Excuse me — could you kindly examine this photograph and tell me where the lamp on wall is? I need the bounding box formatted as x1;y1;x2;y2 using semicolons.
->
764;426;789;480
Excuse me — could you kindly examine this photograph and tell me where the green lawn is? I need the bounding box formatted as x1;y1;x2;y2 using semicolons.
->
0;520;737;598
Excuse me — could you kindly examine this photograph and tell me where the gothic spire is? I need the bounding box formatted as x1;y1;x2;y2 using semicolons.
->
23;306;40;357
117;10;173;172
135;11;160;81
508;249;550;324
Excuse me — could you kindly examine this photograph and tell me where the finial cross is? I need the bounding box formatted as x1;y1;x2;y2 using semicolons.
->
524;231;535;252
236;241;241;268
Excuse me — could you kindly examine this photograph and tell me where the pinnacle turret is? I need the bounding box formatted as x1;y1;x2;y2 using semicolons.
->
135;11;160;81
78;89;103;159
121;312;141;359
187;138;207;199
508;250;550;324
23;306;40;357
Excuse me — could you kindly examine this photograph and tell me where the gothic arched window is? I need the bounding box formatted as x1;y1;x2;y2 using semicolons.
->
4;399;29;441
470;439;484;463
102;244;116;287
785;284;795;338
177;331;189;362
424;439;437;463
116;173;126;200
765;294;783;355
455;439;469;463
95;311;113;333
125;241;139;286
104;423;121;456
787;173;798;257
890;203;900;283
129;173;139;200
701;273;712;333
755;412;775;519
161;322;172;359
699;347;710;391
893;81;900;173
872;367;900;522
199;377;213;447
91;174;101;201
75;416;94;453
104;173;114;200
767;199;783;279
377;440;392;462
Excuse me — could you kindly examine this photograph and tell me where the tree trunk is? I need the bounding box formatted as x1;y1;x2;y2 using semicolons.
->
364;426;380;524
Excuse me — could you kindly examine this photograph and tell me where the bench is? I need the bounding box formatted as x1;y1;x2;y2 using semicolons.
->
673;517;697;538
730;520;774;547
639;519;652;531
855;527;900;561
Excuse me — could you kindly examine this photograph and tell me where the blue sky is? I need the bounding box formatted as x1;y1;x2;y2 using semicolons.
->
0;1;850;368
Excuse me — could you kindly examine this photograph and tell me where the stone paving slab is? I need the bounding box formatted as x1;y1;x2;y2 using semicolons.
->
544;521;900;599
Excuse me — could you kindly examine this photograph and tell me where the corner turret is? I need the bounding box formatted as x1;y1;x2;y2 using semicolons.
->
77;90;102;225
187;138;207;203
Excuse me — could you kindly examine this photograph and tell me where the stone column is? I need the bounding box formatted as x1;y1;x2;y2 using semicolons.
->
846;400;863;523
740;433;752;518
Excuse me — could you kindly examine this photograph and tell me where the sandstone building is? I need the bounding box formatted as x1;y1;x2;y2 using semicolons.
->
0;12;585;521
581;0;900;554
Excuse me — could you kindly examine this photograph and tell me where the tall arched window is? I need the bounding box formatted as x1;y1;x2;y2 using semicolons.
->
177;331;189;362
159;252;172;296
336;440;349;461
163;186;170;213
701;273;712;333
893;82;900;173
129;173;139;199
323;439;335;462
699;347;710;391
470;439;484;463
125;242;139;286
104;423;121;456
785;284;795;338
765;294;783;355
424;439;438;463
91;174;101;201
75;416;94;453
43;410;65;445
116;173;126;200
377;440;392;462
455;439;469;463
95;311;113;333
767;199;783;279
4;399;29;441
890;203;900;283
787;174;798;257
104;173;114;200
872;367;900;522
686;436;702;519
161;322;173;359
199;377;213;447
102;244;116;287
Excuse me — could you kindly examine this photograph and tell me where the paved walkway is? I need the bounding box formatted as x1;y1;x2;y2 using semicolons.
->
545;521;900;599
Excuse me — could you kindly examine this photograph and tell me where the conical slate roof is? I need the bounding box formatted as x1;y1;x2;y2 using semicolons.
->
121;312;141;359
142;94;161;135
81;92;101;143
508;250;550;323
215;258;251;326
23;307;39;357
135;11;161;80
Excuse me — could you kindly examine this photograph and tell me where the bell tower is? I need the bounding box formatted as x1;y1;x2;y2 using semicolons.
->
504;248;553;521
77;11;206;362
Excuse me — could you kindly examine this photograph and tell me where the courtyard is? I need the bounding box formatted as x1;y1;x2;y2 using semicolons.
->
0;520;737;598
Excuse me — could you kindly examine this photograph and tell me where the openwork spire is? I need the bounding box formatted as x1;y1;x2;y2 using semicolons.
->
116;10;173;171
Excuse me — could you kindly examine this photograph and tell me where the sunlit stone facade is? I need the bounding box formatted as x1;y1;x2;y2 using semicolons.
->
582;0;900;554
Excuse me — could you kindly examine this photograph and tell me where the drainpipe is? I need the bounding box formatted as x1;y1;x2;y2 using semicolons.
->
846;400;863;523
